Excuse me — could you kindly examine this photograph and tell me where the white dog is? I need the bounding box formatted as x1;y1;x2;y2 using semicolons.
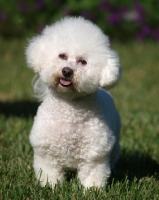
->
26;16;121;189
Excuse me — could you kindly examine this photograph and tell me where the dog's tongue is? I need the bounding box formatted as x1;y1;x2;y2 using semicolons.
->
60;78;72;86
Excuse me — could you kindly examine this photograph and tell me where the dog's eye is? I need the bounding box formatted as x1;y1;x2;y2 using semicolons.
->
78;59;87;65
59;53;67;60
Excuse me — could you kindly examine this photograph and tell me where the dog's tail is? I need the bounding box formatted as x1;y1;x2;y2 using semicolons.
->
32;75;49;102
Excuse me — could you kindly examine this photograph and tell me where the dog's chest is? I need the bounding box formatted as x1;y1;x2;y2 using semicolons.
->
44;94;98;123
36;95;105;163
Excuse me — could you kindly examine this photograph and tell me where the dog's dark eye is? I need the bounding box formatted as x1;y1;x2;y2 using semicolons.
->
59;53;67;60
78;59;87;65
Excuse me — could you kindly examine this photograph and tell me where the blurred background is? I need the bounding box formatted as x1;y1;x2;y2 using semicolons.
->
0;0;159;41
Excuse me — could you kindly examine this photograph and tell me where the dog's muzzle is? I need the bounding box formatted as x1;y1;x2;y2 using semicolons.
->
62;67;73;78
60;67;73;87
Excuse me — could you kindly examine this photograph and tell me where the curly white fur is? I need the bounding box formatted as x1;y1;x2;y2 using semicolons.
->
25;16;121;188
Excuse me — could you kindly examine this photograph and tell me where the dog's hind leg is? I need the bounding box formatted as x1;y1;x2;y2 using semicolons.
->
78;159;111;188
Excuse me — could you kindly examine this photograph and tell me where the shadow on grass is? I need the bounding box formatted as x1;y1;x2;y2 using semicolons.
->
0;101;39;117
59;151;159;184
110;150;159;183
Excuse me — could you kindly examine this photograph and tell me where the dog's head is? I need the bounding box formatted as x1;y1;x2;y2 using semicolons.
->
26;17;121;98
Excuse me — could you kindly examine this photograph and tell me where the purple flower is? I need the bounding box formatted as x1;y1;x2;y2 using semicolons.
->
19;2;27;12
152;28;159;40
136;14;144;24
119;7;128;14
134;2;145;14
99;2;113;11
133;2;145;24
142;26;152;36
108;12;121;25
35;0;45;10
136;31;145;41
80;11;95;21
136;26;152;40
0;12;8;20
62;8;71;15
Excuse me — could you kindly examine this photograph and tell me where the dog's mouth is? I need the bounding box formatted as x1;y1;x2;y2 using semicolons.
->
59;78;72;87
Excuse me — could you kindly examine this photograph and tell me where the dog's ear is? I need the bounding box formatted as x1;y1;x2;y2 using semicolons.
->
25;36;45;72
99;50;121;90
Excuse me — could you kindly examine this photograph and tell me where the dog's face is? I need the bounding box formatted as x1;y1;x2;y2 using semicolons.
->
26;17;121;96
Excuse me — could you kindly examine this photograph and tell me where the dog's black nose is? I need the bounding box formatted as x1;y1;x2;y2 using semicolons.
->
62;67;73;78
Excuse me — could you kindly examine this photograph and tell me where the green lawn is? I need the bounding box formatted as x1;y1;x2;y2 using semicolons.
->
0;39;159;199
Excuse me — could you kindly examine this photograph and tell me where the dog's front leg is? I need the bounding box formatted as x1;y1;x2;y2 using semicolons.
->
78;159;111;188
33;154;64;188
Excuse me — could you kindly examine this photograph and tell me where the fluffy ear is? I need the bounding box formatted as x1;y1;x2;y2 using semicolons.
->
99;50;121;90
25;36;45;72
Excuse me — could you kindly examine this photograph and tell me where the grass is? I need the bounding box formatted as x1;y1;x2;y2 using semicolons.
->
0;38;159;199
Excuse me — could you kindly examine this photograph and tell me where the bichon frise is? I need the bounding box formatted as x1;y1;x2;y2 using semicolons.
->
26;16;122;189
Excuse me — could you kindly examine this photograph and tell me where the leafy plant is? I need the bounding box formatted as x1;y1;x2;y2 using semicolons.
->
0;0;159;41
